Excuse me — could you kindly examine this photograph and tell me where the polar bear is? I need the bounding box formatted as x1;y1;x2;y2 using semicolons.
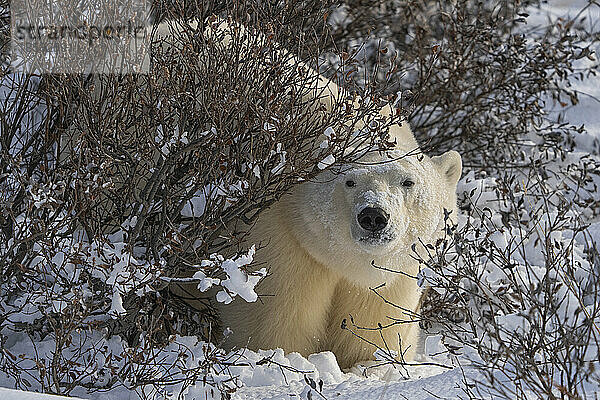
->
64;17;462;368
138;18;463;369
217;125;462;368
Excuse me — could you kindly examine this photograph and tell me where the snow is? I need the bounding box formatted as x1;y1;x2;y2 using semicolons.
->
181;180;249;217
269;143;288;175
155;125;189;156
0;337;462;399
307;352;344;384
2;1;600;399
0;387;84;400
217;246;266;303
190;245;266;304
317;154;336;169
232;355;466;400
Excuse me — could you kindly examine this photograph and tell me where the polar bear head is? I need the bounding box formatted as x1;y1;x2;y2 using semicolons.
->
282;148;462;287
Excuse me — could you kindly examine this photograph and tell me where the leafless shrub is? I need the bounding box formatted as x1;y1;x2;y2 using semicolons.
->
0;0;403;396
2;0;600;398
324;0;599;164
414;148;600;398
318;1;600;398
339;147;600;398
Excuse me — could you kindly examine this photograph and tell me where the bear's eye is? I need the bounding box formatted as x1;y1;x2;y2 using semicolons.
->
402;179;415;188
345;180;356;188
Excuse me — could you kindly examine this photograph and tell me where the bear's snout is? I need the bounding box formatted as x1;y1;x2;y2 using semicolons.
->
357;207;389;232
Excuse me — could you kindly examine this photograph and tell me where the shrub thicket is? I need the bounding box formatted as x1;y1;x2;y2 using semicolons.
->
1;0;599;398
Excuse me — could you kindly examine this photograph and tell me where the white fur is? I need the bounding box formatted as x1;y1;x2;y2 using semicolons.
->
106;18;462;369
219;137;462;369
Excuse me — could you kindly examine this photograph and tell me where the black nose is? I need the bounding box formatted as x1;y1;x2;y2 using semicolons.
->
357;207;389;232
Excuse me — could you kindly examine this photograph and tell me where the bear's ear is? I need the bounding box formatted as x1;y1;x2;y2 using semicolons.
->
432;150;462;186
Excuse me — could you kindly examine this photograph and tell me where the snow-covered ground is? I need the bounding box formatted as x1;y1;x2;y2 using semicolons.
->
0;348;467;399
2;1;599;399
0;387;84;400
229;354;464;400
